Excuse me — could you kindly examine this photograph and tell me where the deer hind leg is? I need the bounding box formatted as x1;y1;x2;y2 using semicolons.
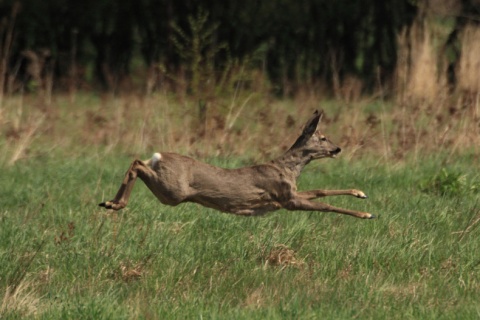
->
99;159;153;210
297;189;367;200
285;197;375;219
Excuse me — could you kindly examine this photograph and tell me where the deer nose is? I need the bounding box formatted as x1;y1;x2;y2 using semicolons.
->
333;147;341;154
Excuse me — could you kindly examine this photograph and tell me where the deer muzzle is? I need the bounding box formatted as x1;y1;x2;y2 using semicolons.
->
330;147;342;157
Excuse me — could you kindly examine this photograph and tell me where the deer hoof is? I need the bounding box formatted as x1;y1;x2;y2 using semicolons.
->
353;190;368;199
99;201;124;210
368;214;376;219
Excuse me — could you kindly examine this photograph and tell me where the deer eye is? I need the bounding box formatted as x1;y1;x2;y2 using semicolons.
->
320;136;327;141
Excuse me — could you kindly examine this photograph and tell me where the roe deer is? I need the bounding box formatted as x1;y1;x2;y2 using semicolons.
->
99;110;375;219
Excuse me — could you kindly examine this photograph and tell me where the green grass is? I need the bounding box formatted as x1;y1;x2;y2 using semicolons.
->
1;153;479;319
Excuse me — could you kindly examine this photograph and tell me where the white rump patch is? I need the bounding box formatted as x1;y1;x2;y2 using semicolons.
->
151;152;162;167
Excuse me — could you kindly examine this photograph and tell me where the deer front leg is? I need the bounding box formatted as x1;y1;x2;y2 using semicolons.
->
285;197;375;219
99;160;150;210
297;189;367;200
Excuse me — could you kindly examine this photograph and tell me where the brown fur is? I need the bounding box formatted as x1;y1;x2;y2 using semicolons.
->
99;111;374;219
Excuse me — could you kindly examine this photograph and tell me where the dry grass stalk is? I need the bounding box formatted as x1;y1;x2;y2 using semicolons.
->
457;24;480;94
265;244;304;269
0;88;478;164
1;280;41;317
119;260;144;282
8;114;45;166
451;212;480;241
399;22;445;104
244;284;265;308
0;3;19;109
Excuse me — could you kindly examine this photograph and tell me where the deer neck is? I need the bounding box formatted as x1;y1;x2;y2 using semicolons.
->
271;148;312;181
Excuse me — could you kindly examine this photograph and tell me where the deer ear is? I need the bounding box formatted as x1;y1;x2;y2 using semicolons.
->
302;110;322;137
288;110;323;150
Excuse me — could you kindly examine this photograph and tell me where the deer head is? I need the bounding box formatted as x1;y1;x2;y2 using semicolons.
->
288;110;341;161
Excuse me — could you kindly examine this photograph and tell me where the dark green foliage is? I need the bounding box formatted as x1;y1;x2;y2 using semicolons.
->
0;0;418;91
419;168;479;197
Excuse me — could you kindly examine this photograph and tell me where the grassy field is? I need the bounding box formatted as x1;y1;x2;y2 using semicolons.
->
0;92;479;318
2;17;480;317
1;148;479;318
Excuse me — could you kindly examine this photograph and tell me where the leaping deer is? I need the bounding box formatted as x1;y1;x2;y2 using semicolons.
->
99;110;375;219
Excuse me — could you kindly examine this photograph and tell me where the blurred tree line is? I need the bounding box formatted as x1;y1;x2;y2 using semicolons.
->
0;0;477;95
